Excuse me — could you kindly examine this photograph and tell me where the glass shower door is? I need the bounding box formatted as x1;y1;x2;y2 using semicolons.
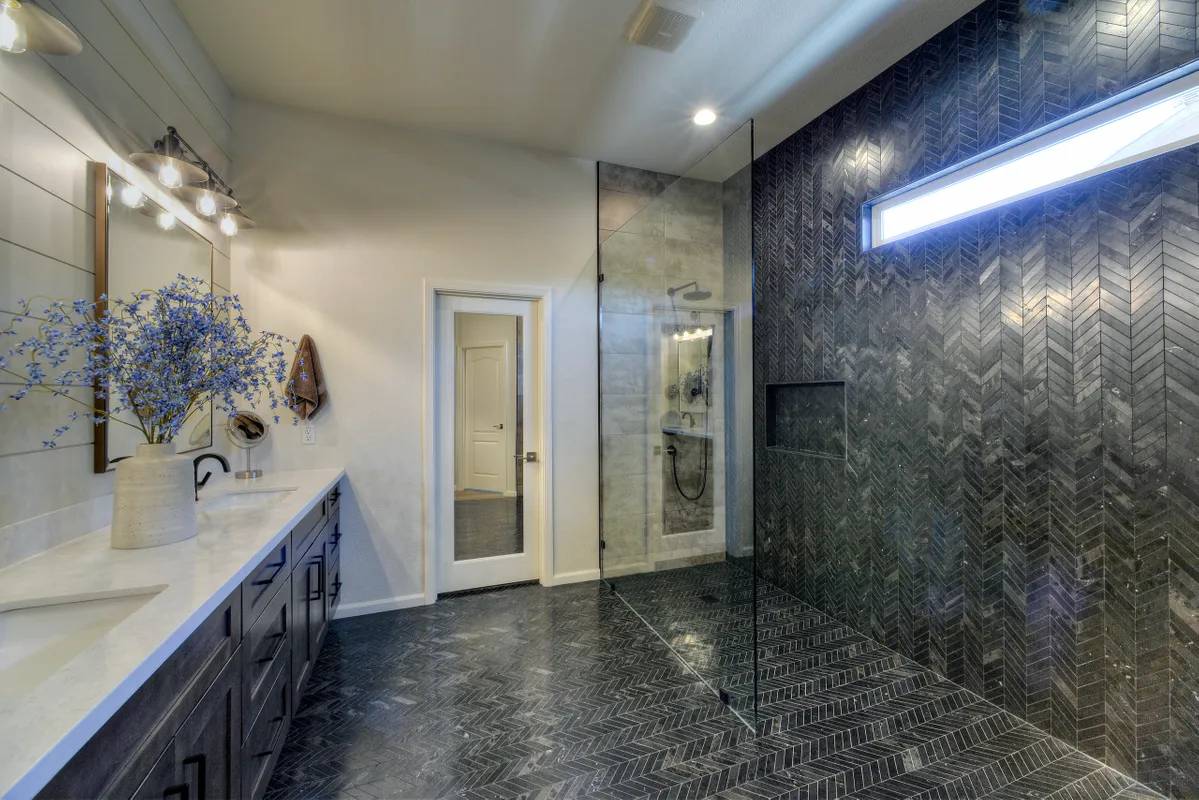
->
597;121;757;725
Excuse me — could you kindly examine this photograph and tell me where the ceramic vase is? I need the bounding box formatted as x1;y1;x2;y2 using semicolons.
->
110;442;197;549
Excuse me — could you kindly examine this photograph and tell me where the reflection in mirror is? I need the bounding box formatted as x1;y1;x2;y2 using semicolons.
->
97;168;214;471
452;312;523;561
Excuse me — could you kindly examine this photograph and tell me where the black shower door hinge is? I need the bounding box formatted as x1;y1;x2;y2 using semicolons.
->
598;273;605;283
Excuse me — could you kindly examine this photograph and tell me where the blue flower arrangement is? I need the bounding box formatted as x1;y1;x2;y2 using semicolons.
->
1;274;295;448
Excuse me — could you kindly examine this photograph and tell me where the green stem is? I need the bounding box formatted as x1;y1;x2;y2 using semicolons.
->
0;367;145;433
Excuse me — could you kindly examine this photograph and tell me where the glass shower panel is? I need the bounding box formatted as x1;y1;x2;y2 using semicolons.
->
598;121;756;725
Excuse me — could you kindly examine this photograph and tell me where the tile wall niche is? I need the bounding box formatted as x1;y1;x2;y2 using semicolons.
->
752;0;1199;795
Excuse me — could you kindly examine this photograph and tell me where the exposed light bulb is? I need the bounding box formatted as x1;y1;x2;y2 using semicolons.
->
158;162;182;189
692;108;717;126
196;192;217;217
119;184;144;208
219;213;238;237
156;210;176;231
0;1;27;54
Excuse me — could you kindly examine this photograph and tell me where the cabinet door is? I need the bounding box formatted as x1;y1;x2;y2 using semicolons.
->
128;739;179;800
290;542;325;699
174;648;243;800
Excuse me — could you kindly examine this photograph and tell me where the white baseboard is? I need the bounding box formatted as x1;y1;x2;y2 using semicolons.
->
547;568;601;586
334;592;428;619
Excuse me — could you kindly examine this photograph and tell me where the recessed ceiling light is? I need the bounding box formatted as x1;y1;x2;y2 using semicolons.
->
693;108;717;126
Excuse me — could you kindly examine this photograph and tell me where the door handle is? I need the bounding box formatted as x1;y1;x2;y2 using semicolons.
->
181;754;205;800
493;423;504;429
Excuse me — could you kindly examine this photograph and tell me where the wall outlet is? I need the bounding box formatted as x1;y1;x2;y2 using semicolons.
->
301;421;316;445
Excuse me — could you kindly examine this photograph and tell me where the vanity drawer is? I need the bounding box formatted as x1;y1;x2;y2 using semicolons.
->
327;481;342;516
327;550;343;617
243;538;290;627
243;573;291;740
289;496;327;563
324;515;342;562
39;590;242;800
241;652;292;800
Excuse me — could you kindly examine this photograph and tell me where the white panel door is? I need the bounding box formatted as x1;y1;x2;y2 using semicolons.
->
463;344;508;492
436;293;541;593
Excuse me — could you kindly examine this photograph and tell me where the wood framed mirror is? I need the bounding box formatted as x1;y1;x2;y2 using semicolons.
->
92;162;215;473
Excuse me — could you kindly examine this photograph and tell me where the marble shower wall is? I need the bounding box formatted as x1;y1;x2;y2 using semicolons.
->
752;1;1199;796
598;163;727;575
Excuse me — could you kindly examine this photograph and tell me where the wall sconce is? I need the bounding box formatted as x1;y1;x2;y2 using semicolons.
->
129;126;253;236
0;0;83;56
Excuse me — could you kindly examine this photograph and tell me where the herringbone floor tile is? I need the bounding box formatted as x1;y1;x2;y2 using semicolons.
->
265;566;1159;800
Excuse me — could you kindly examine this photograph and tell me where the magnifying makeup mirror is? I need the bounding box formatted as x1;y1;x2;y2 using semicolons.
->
226;411;269;479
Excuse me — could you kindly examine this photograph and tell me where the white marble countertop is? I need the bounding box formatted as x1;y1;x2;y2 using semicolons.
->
0;467;345;800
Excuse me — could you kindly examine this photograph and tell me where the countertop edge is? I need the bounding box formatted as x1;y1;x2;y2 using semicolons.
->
3;467;345;800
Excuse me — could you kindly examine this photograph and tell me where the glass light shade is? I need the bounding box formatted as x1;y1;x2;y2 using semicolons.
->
119;184;144;209
219;213;238;236
156;211;176;231
692;108;716;126
157;162;182;189
865;63;1199;248
196;192;217;217
0;2;27;54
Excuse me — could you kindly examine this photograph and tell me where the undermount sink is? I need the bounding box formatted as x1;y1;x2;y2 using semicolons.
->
0;587;165;697
198;486;297;517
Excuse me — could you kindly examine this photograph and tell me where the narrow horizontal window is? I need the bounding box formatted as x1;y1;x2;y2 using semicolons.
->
862;60;1199;249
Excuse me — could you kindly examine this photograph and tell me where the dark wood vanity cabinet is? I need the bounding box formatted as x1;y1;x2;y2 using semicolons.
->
131;652;242;800
41;482;343;800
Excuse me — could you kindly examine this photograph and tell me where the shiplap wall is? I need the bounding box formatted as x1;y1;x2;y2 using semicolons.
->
0;0;233;564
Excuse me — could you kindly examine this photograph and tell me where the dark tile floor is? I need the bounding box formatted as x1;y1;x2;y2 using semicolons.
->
266;565;1162;800
453;494;523;561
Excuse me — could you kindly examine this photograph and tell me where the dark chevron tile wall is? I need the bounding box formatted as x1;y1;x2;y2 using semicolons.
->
751;0;1199;797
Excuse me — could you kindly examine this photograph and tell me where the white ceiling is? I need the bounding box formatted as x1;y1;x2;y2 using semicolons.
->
175;0;978;175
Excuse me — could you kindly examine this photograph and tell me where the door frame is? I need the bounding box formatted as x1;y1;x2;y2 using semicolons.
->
421;279;554;603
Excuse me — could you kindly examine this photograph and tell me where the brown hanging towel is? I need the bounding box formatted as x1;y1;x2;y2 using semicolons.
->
287;334;326;419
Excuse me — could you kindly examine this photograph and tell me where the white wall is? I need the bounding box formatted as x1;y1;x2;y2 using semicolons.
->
0;0;233;567
229;101;600;614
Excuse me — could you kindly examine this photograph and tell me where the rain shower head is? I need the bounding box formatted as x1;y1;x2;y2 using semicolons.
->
667;281;711;302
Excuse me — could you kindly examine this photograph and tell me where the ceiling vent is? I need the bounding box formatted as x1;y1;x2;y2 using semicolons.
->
624;0;700;52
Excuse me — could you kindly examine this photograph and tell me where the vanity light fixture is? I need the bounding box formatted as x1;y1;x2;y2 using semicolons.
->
863;58;1199;249
156;210;177;231
130;126;250;237
224;208;255;233
119;183;144;209
692;108;717;126
0;0;82;56
673;326;713;342
179;181;236;219
130;128;206;190
219;209;255;236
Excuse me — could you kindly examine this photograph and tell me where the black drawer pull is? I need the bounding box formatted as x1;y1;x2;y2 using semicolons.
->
250;558;287;586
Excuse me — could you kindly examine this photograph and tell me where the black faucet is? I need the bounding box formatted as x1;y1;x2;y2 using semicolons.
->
193;452;231;500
